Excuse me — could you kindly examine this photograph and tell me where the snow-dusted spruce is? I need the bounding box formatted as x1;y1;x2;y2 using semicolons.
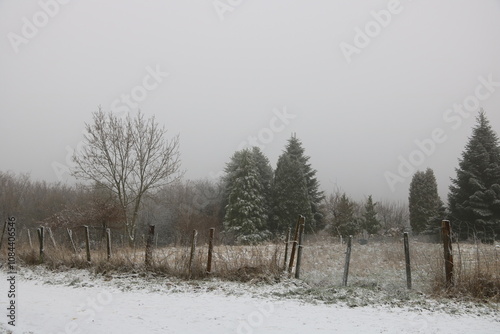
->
330;193;359;237
409;168;444;234
361;195;382;235
251;147;274;228
448;110;500;240
222;135;323;240
283;135;325;232
271;153;311;234
223;149;271;244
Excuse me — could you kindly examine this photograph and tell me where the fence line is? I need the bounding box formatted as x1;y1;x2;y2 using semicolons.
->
1;219;486;293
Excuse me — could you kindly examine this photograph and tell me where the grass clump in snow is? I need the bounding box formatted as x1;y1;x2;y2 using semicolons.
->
429;240;500;302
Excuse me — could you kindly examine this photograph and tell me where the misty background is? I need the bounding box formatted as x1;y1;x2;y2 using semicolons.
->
1;0;500;203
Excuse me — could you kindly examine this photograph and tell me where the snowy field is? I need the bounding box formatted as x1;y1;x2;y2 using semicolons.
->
0;267;499;334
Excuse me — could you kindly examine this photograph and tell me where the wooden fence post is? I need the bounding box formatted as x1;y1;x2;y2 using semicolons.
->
27;229;33;250
403;232;412;290
67;228;77;254
342;235;352;286
47;227;57;248
284;227;291;270
295;217;305;279
188;229;198;278
106;228;112;260
37;227;45;263
442;220;454;287
206;228;215;275
84;225;91;262
145;225;155;269
288;216;302;274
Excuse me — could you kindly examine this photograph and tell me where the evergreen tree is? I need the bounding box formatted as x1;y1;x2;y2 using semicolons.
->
271;153;311;234
251;147;274;220
448;110;500;240
423;201;447;236
361;195;381;235
332;193;359;237
284;135;325;231
222;150;245;199
222;149;271;243
409;168;443;234
223;148;273;206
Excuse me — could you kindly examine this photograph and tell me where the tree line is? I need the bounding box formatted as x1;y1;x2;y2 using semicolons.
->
3;108;497;244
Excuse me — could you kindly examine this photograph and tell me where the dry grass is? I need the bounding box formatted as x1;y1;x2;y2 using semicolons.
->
9;235;500;302
429;241;500;301
300;237;442;291
300;237;499;302
15;241;285;282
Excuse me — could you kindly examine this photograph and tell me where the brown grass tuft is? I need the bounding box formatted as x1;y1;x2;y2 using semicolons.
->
429;241;500;302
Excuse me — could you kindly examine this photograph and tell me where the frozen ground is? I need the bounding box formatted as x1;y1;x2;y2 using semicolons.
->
0;267;498;334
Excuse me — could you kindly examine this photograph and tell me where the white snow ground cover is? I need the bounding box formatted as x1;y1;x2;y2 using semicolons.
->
0;267;499;334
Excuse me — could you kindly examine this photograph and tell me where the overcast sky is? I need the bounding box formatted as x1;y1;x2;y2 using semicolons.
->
1;0;500;203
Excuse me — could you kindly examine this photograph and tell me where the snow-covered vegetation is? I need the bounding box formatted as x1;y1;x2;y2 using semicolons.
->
1;109;500;333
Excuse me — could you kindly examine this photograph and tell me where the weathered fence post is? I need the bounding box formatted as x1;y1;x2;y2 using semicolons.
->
288;216;302;274
106;228;112;260
27;229;33;250
37;226;45;263
442;220;454;287
342;235;352;286
145;225;155;269
403;232;412;290
206;228;215;275
295;217;306;279
67;228;77;254
84;225;91;262
48;227;57;248
0;220;7;250
284;227;291;270
188;229;198;278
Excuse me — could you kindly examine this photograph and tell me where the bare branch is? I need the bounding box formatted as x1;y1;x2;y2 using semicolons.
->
72;108;182;244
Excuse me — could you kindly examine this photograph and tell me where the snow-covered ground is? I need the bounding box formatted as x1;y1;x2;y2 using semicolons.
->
0;267;498;334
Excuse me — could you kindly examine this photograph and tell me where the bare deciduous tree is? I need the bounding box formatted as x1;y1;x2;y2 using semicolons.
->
72;108;182;245
377;200;410;234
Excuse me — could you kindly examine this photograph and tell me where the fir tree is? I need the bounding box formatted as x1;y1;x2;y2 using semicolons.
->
332;193;359;237
222;149;271;243
409;168;443;234
448;110;500;240
223;148;273;208
222;150;244;200
361;195;381;235
271;153;311;234
251;147;273;222
284;135;325;231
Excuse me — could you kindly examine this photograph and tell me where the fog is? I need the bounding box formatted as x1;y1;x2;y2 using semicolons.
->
1;0;500;202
